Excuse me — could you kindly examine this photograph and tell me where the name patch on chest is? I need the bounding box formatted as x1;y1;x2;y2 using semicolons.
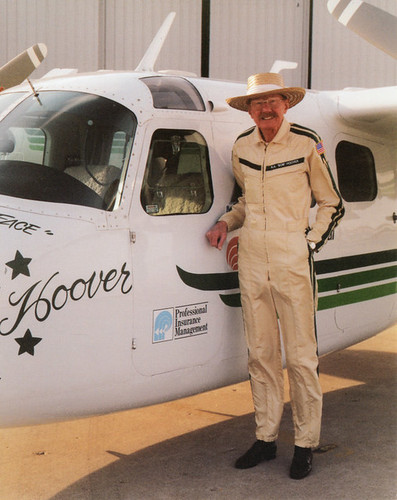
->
266;157;304;171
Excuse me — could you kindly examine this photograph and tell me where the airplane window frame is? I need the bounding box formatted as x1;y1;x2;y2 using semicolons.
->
141;76;205;111
140;128;214;216
335;140;377;202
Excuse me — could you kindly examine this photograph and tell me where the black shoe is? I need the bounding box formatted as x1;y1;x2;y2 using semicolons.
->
289;446;313;479
234;440;277;469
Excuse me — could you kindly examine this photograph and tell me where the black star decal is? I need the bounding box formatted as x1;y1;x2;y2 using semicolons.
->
6;250;32;279
15;329;42;356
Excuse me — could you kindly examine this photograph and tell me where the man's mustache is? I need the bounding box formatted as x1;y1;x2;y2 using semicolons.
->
259;113;277;119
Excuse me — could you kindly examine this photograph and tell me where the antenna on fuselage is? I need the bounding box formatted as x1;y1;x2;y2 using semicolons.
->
135;12;176;72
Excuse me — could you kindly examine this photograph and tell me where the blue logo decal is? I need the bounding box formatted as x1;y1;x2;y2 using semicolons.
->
153;309;173;342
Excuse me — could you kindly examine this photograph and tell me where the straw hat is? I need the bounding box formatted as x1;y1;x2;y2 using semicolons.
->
226;73;306;112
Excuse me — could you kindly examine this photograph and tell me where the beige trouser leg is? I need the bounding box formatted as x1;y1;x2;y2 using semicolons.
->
238;227;322;448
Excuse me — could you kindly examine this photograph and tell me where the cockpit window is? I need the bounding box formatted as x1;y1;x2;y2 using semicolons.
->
0;91;137;210
141;128;213;215
141;76;205;111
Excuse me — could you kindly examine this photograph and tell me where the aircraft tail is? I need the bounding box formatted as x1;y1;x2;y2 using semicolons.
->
135;12;176;72
269;60;298;73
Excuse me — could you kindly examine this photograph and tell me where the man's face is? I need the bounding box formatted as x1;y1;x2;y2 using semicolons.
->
248;94;289;136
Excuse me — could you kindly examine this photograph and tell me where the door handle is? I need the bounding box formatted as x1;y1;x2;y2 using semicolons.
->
393;212;397;224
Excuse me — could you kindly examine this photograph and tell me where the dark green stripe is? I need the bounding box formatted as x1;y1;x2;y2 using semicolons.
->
176;265;239;291
177;249;397;316
318;282;396;310
220;293;241;307
220;281;397;310
315;249;397;275
177;250;397;292
318;265;397;293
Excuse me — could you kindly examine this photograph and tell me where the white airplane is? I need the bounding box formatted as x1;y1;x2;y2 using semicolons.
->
0;2;395;428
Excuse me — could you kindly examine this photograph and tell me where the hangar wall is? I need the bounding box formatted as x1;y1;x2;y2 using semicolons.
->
0;0;396;90
311;0;397;89
209;0;310;87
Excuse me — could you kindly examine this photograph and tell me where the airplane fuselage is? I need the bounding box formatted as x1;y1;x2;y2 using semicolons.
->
0;71;395;427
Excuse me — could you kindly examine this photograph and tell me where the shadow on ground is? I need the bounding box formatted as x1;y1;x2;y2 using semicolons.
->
51;348;397;500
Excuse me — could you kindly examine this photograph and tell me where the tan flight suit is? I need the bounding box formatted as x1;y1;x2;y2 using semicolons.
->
220;118;344;448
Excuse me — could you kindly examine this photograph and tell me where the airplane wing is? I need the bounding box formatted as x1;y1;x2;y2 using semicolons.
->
336;86;397;136
0;43;47;91
327;0;397;59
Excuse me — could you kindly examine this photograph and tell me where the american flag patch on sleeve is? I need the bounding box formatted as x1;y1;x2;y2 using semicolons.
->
316;141;325;155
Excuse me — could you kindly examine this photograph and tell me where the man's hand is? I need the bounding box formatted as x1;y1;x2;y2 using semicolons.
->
206;221;228;250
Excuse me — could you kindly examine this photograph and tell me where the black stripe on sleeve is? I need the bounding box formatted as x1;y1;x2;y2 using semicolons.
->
236;126;255;141
291;124;345;251
290;123;321;144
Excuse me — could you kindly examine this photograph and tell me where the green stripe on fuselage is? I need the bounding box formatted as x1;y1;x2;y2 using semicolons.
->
315;249;396;275
177;249;397;309
220;293;241;307
221;281;396;309
317;282;396;310
176;265;239;291
318;265;397;293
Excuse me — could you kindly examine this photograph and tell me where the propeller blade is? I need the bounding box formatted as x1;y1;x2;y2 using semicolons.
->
0;43;48;91
327;0;397;59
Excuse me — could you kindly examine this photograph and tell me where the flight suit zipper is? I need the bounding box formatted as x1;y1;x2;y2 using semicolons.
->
262;141;270;267
262;142;268;217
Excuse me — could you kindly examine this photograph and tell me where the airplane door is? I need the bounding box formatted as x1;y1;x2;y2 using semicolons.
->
332;134;396;335
128;119;243;377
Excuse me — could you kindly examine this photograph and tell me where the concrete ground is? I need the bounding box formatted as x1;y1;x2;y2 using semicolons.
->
1;325;396;500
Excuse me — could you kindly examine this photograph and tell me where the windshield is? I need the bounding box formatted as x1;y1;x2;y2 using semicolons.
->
0;92;27;115
0;91;137;210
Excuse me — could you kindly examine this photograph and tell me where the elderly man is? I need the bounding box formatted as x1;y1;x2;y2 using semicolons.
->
206;73;344;479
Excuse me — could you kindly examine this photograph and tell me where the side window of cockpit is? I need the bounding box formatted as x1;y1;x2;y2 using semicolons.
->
335;141;377;202
141;77;205;111
140;129;213;215
0;127;45;163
